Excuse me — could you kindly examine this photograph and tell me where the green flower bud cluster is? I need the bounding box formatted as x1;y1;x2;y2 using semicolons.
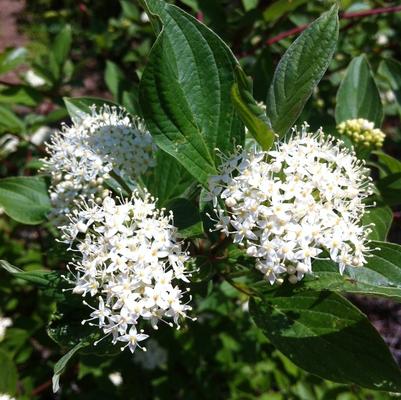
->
337;118;385;149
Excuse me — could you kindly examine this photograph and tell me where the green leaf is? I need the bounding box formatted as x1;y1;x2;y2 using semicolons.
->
374;150;401;175
139;0;244;186
144;150;194;207
0;85;43;107
231;66;276;150
167;198;204;238
52;25;72;66
0;105;24;133
0;176;50;225
250;290;401;391
263;0;308;22
242;0;259;12
0;47;27;75
63;97;116;123
361;205;392;241
0;349;18;395
53;342;87;393
378;58;401;106
377;172;401;206
294;242;401;301
335;55;383;127
266;5;338;136
0;260;66;300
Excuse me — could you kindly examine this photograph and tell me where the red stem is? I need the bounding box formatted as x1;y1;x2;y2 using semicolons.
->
265;5;401;46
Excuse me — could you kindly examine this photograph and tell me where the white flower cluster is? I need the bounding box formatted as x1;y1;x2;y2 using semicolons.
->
0;316;12;342
208;125;373;284
61;191;193;353
337;118;385;149
43;105;156;226
0;394;16;400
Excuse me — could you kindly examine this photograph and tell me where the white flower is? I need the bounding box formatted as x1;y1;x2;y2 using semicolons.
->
0;316;12;342
25;69;46;87
337;118;385;149
207;124;374;284
43;105;157;226
108;372;123;386
0;394;16;400
60;191;193;353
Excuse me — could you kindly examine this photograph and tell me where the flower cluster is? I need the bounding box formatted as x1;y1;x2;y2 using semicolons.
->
0;394;16;400
60;191;193;353
43;105;157;226
337;118;385;149
0;316;12;342
208;125;373;284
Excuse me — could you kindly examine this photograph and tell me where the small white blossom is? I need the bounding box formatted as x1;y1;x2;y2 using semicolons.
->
108;372;123;386
0;395;16;400
43;105;157;226
25;69;46;87
60;191;193;353
0;316;12;342
207;124;374;284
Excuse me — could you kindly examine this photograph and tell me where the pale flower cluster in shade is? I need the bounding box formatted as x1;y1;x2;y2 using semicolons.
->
337;118;385;149
0;394;16;400
60;192;193;353
43;105;156;226
207;124;374;284
0;316;12;342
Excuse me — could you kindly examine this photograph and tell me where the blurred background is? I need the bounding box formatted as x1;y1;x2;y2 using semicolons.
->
1;0;401;399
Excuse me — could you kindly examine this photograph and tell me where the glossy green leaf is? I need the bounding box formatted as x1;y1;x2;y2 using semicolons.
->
361;206;393;241
63;96;116;123
0;176;50;225
266;5;338;136
378;58;401;106
139;0;243;185
250;290;401;391
335;55;383;127
0;349;18;395
0;85;42;107
52;342;87;393
293;242;401;301
0;47;27;75
231;66;276;150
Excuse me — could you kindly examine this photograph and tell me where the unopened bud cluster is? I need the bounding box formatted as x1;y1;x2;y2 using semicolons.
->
60;192;193;353
43;105;156;226
337;118;385;149
208;124;374;284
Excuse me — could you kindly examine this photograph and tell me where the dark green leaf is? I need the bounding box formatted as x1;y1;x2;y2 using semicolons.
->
167;198;204;238
0;47;27;75
0;105;24;133
144;150;194;207
63;97;116;122
335;55;383;127
250;290;401;391
374;150;401;175
294;242;401;301
263;0;308;22
139;0;244;185
0;349;18;395
0;85;42;107
52;25;72;66
361;205;392;241
267;5;338;136
105;60;127;103
231;66;276;150
0;176;50;225
377;172;401;206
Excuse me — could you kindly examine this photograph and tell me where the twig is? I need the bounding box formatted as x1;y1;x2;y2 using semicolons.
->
265;5;401;46
31;379;52;396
